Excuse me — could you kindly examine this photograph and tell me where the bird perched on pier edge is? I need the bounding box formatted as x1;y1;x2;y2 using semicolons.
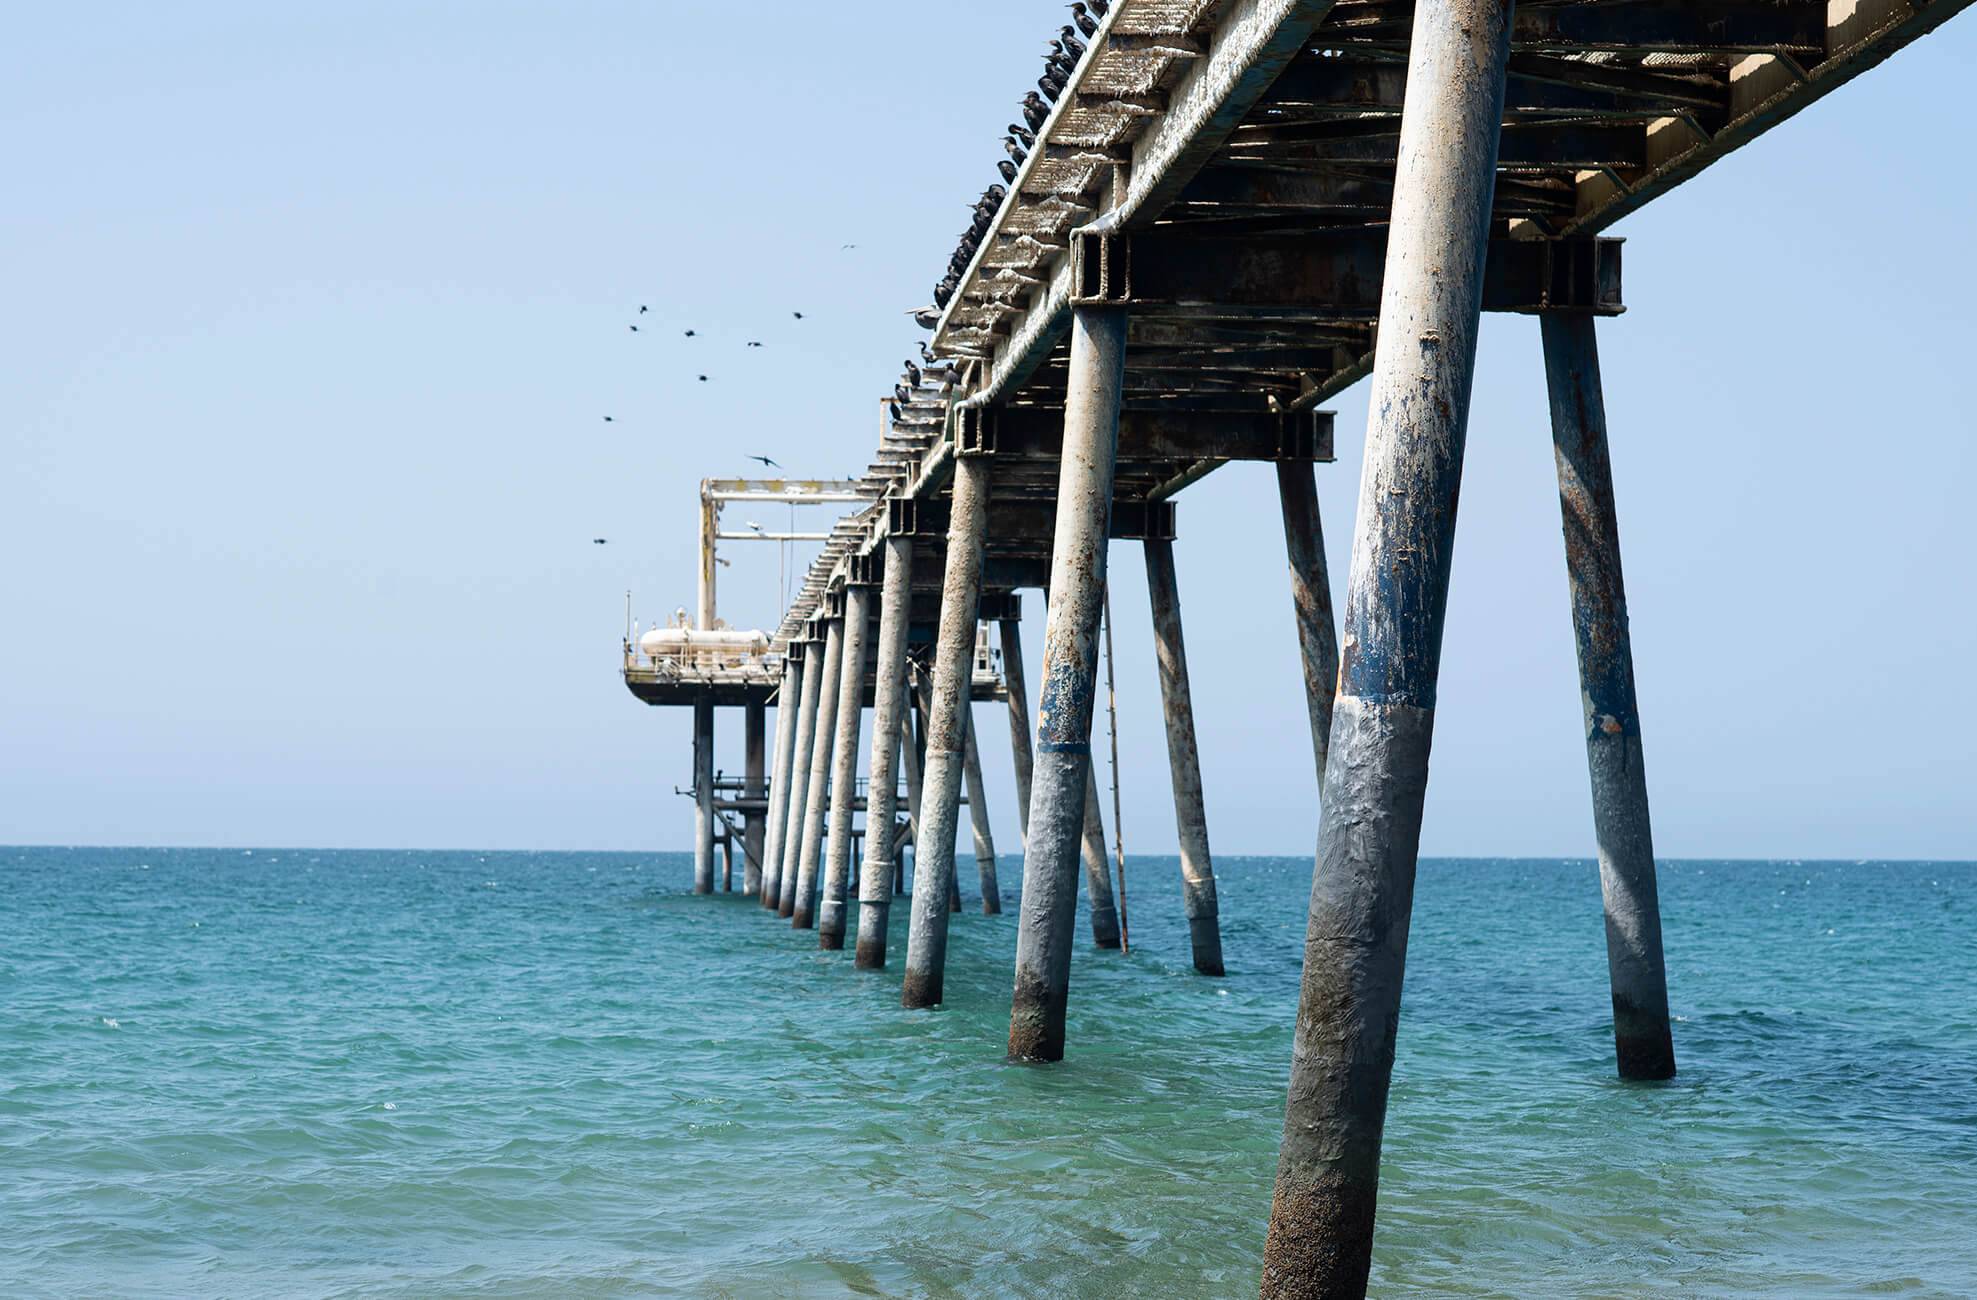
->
1021;91;1049;132
1068;2;1099;38
998;159;1017;183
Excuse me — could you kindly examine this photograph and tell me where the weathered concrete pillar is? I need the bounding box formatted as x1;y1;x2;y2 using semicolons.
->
819;583;875;949
912;671;962;914
1081;765;1121;948
1144;537;1224;976
1008;302;1128;1061
1541;312;1678;1082
902;457;992;1009
1276;462;1341;790
961;705;1002;914
856;533;916;969
790;614;845;929
778;629;828;918
692;697;715;894
743;698;767;897
720;833;734;892
899;697;924;861
998;617;1035;851
761;652;803;908
1262;0;1515;1292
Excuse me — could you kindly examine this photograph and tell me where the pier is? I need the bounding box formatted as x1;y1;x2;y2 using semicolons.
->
619;1;1972;1293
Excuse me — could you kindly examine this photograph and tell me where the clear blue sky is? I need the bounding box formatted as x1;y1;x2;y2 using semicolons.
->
5;4;1973;859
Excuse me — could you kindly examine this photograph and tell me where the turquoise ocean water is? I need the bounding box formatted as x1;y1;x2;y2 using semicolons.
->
3;846;1973;1297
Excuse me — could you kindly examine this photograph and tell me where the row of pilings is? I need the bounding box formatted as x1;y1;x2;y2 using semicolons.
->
700;1;1680;1291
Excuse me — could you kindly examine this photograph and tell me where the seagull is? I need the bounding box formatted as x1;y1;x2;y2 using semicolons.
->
629;324;639;332
792;311;805;320
746;340;763;348
603;416;615;422
841;243;858;250
698;374;709;382
638;304;648;313
748;455;781;469
745;520;764;532
593;538;608;545
684;329;696;337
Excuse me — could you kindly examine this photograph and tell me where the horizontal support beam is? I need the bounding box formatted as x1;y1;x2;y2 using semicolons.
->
892;496;1176;544
1115;228;1622;317
1262;52;1726;117
959;405;1336;464
1328;0;1826;52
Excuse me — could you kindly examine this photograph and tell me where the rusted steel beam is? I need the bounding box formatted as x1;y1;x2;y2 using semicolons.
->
1276;463;1340;790
962;405;1334;464
1144;538;1225;976
743;699;767;897
1009;303;1130;1063
898;496;1176;546
818;584;874;949
1124;228;1622;317
1226;119;1649;169
1264;52;1724;117
856;534;917;969
760;652;802;908
789;616;844;929
902;458;993;1009
1542;313;1678;1081
961;707;1002;914
692;697;715;895
1328;0;1826;51
1263;0;1515;1290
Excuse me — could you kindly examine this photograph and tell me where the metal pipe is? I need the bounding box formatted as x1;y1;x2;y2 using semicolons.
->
692;698;715;894
1081;765;1121;948
790;615;845;929
1276;462;1340;790
1541;312;1678;1081
743;698;767;897
1008;303;1128;1061
1144;537;1224;976
819;583;875;949
998;617;1035;852
1102;588;1129;952
777;634;827;918
760;653;802;908
902;456;992;1009
856;534;917;969
961;704;1001;914
1263;0;1515;1291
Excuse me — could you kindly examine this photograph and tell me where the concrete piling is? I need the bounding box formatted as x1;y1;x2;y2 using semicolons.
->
778;630;828;918
1262;0;1516;1290
998;617;1035;851
1008;302;1128;1062
1276;462;1341;790
818;583;875;949
1081;766;1122;948
856;533;916;969
743;699;767;897
1144;536;1225;977
961;706;1002;914
1541;312;1678;1082
790;615;845;929
692;697;715;894
902;456;992;1009
761;651;802;908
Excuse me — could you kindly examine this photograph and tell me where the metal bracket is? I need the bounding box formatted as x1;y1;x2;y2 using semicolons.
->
1537;238;1624;315
846;552;879;587
1277;410;1337;463
1071;227;1131;306
956;405;1000;458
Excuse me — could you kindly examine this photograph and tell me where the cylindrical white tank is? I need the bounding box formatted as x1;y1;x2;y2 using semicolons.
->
639;627;770;656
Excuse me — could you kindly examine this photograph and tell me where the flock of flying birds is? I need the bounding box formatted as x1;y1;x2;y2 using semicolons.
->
594;0;1111;547
913;0;1110;328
